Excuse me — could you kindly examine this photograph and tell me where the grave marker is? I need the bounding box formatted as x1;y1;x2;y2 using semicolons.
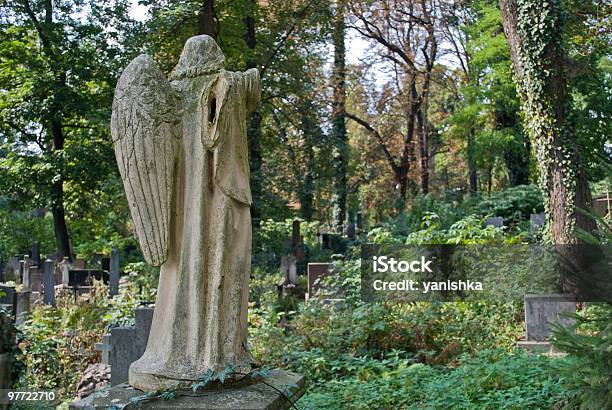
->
31;242;41;267
484;216;504;228
530;212;546;231
42;259;56;306
307;262;330;297
109;248;120;297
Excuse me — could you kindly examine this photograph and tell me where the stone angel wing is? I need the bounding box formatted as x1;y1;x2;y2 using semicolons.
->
111;55;180;266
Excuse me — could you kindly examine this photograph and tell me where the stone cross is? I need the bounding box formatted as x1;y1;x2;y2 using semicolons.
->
111;35;260;390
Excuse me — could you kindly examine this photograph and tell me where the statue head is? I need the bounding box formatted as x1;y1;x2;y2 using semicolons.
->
169;35;225;80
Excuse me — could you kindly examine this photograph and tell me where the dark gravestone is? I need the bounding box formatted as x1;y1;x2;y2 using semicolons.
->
42;259;56;306
524;294;576;341
69;269;109;287
91;253;104;269
101;257;111;273
484;217;504;228
347;223;356;240
291;220;300;251
96;307;154;385
109;248;120;297
0;285;16;312
31;242;41;267
307;263;330;297
356;211;363;230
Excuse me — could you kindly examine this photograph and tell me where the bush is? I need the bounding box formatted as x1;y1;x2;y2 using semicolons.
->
301;349;567;409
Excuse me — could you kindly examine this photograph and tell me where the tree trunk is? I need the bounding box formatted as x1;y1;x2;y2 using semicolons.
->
198;0;218;39
467;128;478;193
499;0;596;245
331;0;348;233
417;107;429;194
50;118;71;260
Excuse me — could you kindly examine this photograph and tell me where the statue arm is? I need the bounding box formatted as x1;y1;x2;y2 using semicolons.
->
244;68;261;113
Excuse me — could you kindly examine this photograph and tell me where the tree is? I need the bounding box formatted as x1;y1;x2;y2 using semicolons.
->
331;0;348;233
0;0;137;259
499;0;596;243
348;0;438;201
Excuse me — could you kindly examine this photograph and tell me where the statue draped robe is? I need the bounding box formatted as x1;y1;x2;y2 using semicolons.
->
111;35;260;390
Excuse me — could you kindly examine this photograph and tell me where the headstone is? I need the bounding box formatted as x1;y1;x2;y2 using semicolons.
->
31;242;41;267
347;223;356;240
72;259;86;269
109;248;120;297
101;256;111;273
91;253;103;269
59;257;71;286
69;269;108;287
356;211;363;230
280;255;298;285
15;290;31;325
307;263;330;297
524;294;576;341
21;256;32;290
530;212;546;231
7;256;20;281
0;285;15;311
291;220;301;251
95;307;154;386
484;216;504;228
42;259;56;306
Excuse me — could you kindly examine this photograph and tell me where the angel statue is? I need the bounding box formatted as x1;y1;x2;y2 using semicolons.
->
111;35;260;390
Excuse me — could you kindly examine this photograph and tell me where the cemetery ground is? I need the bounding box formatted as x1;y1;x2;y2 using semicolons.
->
1;185;610;409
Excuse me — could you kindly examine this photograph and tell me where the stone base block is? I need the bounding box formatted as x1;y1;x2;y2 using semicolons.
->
70;369;305;410
517;340;566;356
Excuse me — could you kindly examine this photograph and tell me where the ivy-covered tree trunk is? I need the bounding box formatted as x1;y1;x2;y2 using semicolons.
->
499;0;596;244
331;0;348;233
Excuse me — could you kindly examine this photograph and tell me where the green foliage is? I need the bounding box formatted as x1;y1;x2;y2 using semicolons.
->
0;210;54;259
301;349;567;409
551;303;612;409
15;279;150;399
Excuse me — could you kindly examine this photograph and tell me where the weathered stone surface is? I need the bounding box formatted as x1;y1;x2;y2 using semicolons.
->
70;369;305;410
76;363;111;400
43;259;56;306
484;216;504;228
524;294;576;341
307;263;330;297
112;35;261;390
15;290;31;325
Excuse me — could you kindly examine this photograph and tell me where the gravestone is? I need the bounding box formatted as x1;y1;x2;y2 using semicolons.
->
524;294;575;341
109;248;120;297
347;223;356;240
59;257;72;286
280;255;298;286
518;294;576;354
95;307;154;385
530;212;546;231
356;211;363;230
0;285;15;312
307;263;330;297
31;242;41;267
42;259;56;306
15;290;31;325
21;256;32;290
484;216;504;228
7;256;20;282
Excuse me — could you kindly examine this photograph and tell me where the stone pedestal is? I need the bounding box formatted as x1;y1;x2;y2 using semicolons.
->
70;369;305;410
